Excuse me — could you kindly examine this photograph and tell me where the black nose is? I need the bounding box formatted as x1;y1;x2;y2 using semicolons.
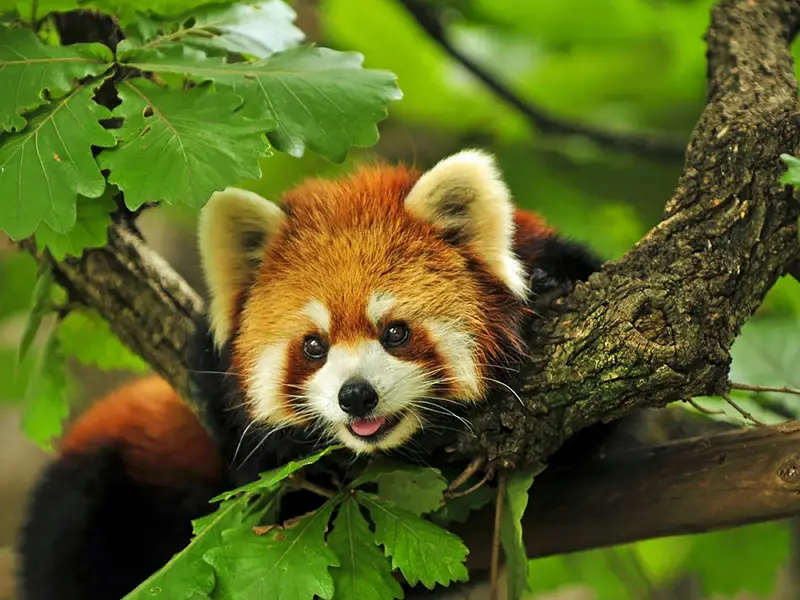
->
338;379;379;417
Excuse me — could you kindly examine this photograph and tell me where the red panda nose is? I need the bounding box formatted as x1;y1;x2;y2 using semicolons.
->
338;379;379;417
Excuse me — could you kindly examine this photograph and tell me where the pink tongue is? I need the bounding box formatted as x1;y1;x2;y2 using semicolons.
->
350;416;386;437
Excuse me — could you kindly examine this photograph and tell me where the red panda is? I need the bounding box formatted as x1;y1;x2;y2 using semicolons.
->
16;150;600;600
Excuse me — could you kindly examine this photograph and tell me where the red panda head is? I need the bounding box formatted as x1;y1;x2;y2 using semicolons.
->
198;150;530;453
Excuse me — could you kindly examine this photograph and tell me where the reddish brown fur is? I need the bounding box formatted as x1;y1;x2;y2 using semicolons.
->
232;164;561;417
60;375;223;487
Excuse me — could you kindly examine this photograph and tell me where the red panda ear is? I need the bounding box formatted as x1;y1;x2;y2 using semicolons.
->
404;149;528;299
198;187;286;346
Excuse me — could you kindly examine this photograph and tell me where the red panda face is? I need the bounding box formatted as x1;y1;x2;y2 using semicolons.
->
199;150;530;453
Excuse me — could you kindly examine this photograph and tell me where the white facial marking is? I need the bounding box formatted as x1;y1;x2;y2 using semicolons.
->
425;319;482;400
366;292;395;326
302;299;331;333
304;340;432;451
248;342;288;422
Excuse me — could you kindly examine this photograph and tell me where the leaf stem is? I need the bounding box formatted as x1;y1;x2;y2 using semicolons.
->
720;392;769;427
730;382;800;396
289;475;337;499
490;474;507;600
447;455;485;493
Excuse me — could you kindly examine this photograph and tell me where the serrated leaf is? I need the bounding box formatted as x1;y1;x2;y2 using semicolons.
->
21;326;70;449
329;497;404;600
98;79;269;210
0;28;112;132
123;494;252;600
780;153;800;186
17;264;53;364
120;44;402;161
0;82;116;240
134;0;304;59
356;491;468;589
205;497;341;600
212;445;340;502
430;484;494;526
34;191;114;259
354;462;447;515
500;470;539;600
58;309;149;372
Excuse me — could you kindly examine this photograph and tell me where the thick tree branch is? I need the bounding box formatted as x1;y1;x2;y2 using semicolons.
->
18;0;800;557
396;0;688;160
449;0;800;469
457;420;800;567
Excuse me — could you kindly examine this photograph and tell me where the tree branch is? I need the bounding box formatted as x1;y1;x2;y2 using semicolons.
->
396;0;688;160
16;0;800;557
455;420;800;567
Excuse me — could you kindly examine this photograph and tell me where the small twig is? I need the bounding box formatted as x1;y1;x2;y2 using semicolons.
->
445;470;493;500
288;475;337;499
396;0;686;160
447;456;486;493
720;393;768;427
686;397;724;415
730;382;800;396
489;474;507;600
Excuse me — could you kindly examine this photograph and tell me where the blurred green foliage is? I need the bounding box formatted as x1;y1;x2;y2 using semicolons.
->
3;0;800;598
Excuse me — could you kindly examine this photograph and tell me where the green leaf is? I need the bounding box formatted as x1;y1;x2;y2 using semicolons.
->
21;325;70;449
780;153;800;185
135;0;304;59
500;470;539;600
98;79;269;210
354;461;447;515
0;27;112;132
34;191;115;260
430;484;494;526
0;82;116;240
212;445;341;502
17;264;53;364
123;495;252;600
58;309;149;372
689;521;789;597
329;497;404;600
120;44;402;161
205;497;341;600
0;251;37;318
356;491;469;589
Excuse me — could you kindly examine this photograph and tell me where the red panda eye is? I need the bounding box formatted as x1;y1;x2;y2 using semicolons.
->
382;322;410;348
303;335;328;360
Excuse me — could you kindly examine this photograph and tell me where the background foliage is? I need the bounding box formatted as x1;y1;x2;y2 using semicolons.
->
2;0;800;598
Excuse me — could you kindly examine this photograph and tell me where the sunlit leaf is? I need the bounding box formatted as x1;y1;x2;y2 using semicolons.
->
328;497;404;600
205;498;341;600
58;309;149;372
132;0;304;59
0;27;111;132
0;82;116;239
98;79;269;210
21;326;70;449
354;461;447;515
500;470;538;600
34;191;115;260
120;43;402;161
356;492;468;589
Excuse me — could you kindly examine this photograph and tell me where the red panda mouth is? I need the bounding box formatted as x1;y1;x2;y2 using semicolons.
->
348;414;400;440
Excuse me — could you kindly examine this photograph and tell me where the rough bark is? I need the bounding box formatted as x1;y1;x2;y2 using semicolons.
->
457;419;800;567
20;0;800;554
455;0;800;468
